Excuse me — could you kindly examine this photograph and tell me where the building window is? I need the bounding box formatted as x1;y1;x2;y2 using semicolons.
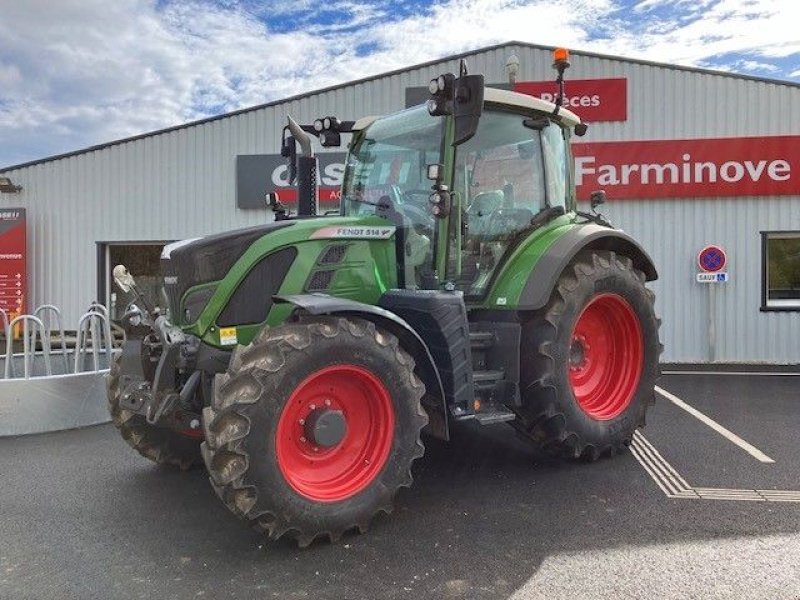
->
761;231;800;311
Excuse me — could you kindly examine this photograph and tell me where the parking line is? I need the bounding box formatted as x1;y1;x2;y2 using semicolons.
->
630;433;800;503
662;370;800;377
654;385;775;464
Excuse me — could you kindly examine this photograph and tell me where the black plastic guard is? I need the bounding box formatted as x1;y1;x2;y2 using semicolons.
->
377;290;474;412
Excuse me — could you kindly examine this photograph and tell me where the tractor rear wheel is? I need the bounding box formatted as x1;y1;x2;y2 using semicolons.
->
106;353;203;470
201;317;427;547
514;250;661;460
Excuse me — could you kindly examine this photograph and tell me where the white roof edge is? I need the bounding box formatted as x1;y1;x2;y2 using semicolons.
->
353;89;581;131
352;116;379;130
483;88;581;126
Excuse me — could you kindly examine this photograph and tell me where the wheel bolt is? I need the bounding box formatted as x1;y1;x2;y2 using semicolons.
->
299;419;305;425
324;399;331;407
300;436;306;443
310;404;316;410
313;447;319;452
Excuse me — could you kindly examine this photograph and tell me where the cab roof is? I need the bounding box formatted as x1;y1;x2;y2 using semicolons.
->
353;86;582;131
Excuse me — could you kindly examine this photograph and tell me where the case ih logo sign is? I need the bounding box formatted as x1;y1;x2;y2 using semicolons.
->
237;154;344;209
237;135;798;208
513;78;627;122
572;135;799;200
0;208;27;322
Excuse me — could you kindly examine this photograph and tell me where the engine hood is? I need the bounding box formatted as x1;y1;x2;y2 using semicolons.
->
161;221;294;320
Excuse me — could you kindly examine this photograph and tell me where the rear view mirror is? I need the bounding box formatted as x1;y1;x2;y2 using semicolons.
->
453;74;484;146
590;190;607;211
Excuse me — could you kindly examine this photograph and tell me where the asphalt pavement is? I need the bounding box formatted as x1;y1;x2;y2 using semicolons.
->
1;373;799;599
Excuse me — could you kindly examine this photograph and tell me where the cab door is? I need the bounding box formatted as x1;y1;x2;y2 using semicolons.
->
451;109;569;298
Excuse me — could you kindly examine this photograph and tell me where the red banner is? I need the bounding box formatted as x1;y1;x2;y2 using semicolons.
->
0;208;27;325
573;136;799;200
514;78;627;122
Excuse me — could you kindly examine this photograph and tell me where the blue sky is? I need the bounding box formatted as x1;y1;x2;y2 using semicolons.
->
0;0;798;168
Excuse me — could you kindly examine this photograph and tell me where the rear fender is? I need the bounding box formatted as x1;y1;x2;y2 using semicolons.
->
518;224;658;310
273;294;449;440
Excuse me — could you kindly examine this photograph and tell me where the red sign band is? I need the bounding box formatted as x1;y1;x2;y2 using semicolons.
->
573;135;799;200
514;78;628;122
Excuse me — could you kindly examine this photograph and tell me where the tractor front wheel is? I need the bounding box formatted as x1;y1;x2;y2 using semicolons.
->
106;353;203;470
514;250;661;460
201;317;427;547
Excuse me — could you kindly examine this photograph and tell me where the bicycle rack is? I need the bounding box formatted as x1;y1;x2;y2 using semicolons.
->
74;310;112;374
34;304;70;374
4;315;52;379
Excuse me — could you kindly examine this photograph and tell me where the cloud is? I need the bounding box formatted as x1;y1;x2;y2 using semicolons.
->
0;0;798;168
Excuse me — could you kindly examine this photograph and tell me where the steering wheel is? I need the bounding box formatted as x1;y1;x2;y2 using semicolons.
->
393;186;436;231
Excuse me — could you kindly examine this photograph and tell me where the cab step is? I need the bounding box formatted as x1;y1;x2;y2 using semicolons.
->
473;404;516;425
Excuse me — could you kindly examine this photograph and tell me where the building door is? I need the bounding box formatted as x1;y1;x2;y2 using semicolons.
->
99;242;170;322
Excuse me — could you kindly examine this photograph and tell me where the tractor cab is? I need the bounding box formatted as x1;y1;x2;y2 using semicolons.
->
340;84;582;300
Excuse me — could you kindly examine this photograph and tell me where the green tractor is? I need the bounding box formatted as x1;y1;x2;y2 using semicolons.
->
108;51;660;546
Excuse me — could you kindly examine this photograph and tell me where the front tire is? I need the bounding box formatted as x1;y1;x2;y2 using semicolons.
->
514;250;661;460
201;317;427;547
106;353;203;470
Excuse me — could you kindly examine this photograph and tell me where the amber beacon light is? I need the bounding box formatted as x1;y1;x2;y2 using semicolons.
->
552;47;570;69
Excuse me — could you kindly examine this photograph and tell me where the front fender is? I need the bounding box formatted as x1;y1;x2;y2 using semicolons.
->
274;293;449;440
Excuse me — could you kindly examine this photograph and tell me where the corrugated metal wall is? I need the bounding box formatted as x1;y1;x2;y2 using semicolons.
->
1;43;798;363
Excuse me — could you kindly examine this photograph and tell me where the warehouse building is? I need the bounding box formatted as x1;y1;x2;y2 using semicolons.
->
0;41;798;365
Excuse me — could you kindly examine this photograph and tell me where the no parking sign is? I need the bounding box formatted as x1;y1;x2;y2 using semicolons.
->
696;245;729;283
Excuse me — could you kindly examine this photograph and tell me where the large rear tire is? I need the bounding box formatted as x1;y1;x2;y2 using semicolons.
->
201;317;427;547
513;250;661;460
106;353;203;470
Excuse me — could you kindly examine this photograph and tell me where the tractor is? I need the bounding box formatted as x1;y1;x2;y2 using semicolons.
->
107;49;661;547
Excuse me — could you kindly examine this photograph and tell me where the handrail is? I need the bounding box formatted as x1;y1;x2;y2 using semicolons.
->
4;315;52;379
34;304;70;373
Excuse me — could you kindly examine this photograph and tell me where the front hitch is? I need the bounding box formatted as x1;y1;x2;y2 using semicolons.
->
116;318;202;433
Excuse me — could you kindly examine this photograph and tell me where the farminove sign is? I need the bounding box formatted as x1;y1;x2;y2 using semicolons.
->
572;135;798;200
237;135;798;208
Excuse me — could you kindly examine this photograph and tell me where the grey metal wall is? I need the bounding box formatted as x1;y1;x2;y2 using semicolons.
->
1;43;798;363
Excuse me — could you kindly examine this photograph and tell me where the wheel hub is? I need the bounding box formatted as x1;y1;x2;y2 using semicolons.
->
275;364;395;503
569;335;589;370
304;408;347;448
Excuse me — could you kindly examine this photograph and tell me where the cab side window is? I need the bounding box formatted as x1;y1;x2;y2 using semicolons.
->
541;123;568;209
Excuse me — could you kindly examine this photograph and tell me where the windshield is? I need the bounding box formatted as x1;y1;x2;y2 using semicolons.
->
341;105;444;225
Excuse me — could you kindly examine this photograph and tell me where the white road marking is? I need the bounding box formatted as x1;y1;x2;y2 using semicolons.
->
630;432;800;503
662;370;800;376
655;385;775;464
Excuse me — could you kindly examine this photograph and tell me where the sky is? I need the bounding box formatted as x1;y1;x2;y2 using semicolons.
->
0;0;798;168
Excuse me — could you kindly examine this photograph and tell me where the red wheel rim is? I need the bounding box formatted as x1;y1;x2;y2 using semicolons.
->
276;365;395;502
568;293;643;420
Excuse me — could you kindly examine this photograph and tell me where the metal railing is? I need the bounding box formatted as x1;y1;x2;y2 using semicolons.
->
1;302;118;380
4;315;52;379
